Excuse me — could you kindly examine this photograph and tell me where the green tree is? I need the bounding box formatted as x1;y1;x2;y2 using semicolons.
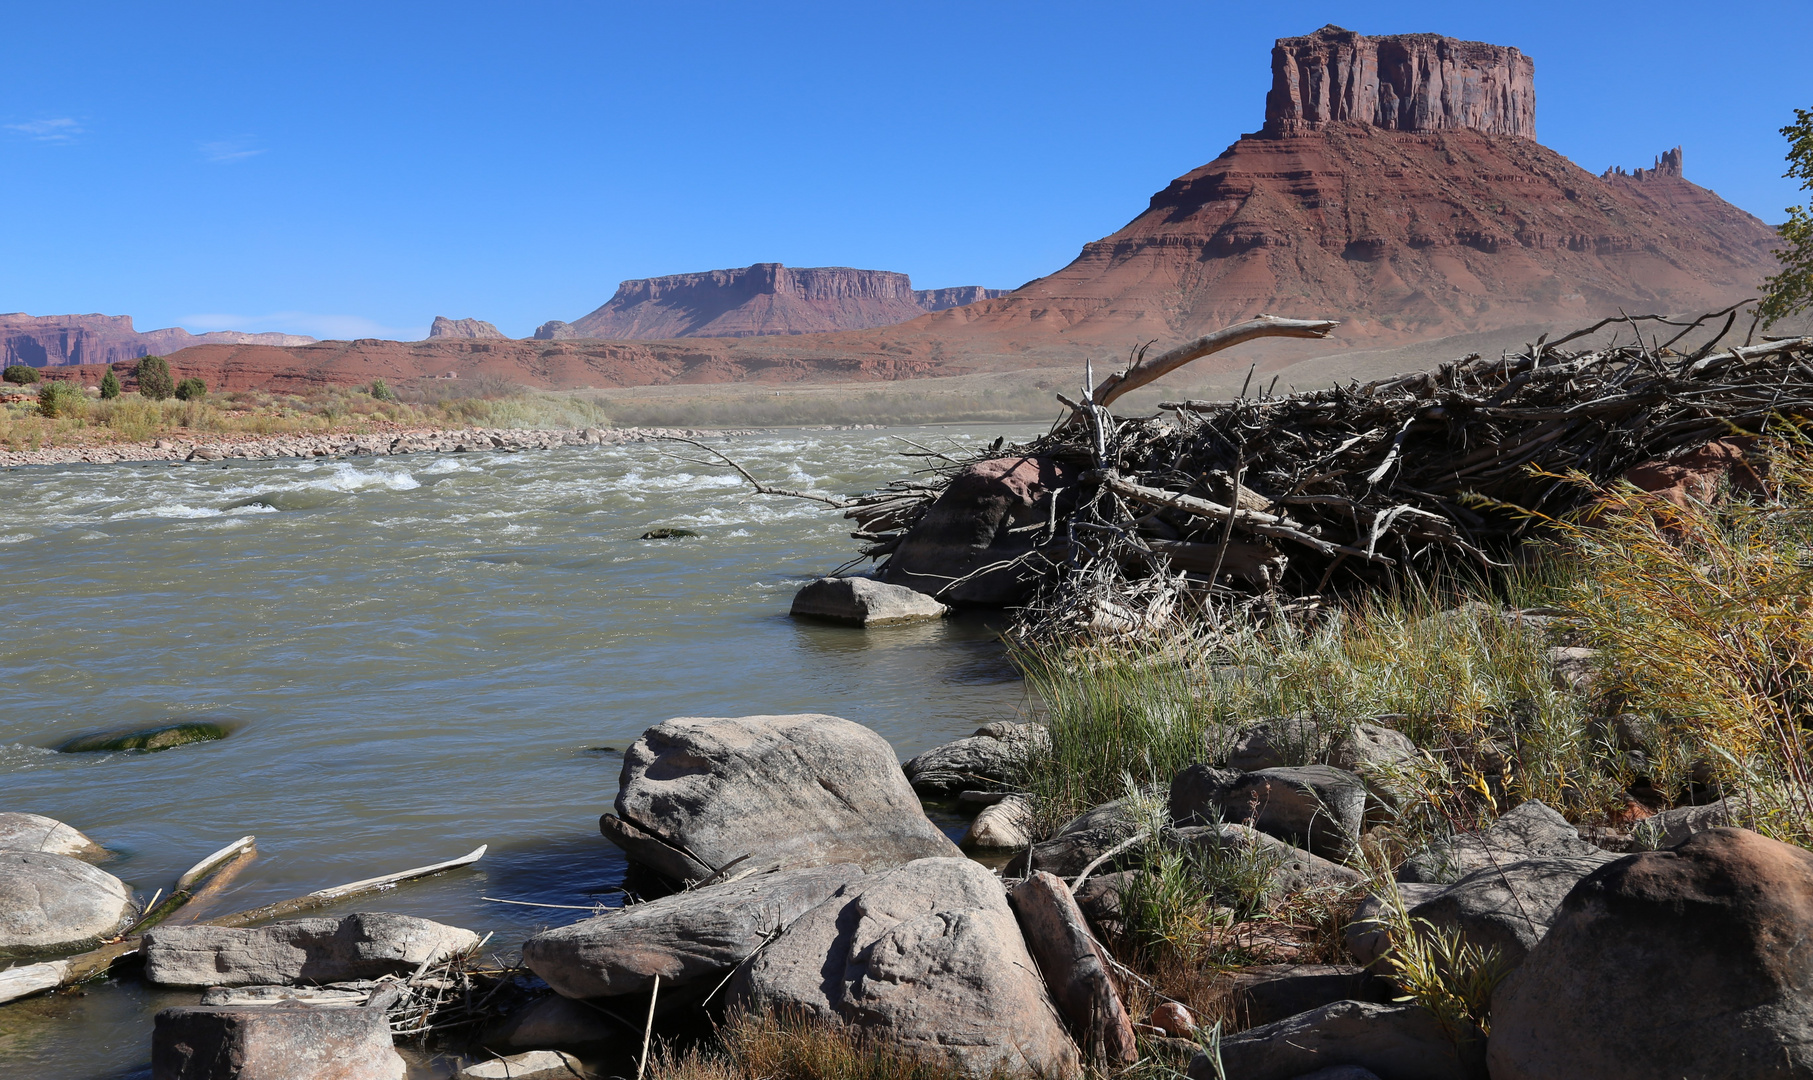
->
174;376;207;401
1760;108;1813;327
98;369;122;399
369;378;396;401
136;355;175;400
37;380;86;418
3;364;40;385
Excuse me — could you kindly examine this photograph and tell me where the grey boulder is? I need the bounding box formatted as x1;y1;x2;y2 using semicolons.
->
142;913;479;987
1171;764;1366;861
1007;795;1146;878
152;998;405;1080
963;797;1035;850
903;722;1047;795
1408;855;1619;969
457;1051;587;1080
731;856;1080;1078
1490;828;1813;1080
1008;871;1135;1065
790;577;948;627
1218;964;1398;1030
0;812;107;860
1226;717;1330;771
1639;795;1742;848
522;864;863;998
1191;1000;1483;1080
1169;824;1362;901
1399;800;1601;883
600;713;960;885
0;850;136;958
1346;884;1449;970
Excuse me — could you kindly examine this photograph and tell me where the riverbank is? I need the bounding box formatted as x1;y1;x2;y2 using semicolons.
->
0;424;763;468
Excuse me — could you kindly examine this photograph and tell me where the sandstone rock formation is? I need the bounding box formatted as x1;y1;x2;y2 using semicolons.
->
0;313;312;369
565;264;1008;339
153;996;406;1080
427;316;507;340
532;320;578;340
141;913;479;987
1265;25;1535;138
599;713;961;885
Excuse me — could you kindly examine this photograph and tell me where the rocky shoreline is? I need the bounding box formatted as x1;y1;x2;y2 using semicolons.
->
0;425;751;469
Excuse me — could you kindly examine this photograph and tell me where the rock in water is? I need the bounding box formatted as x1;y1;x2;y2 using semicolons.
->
1007;871;1136;1065
0;851;136;958
57;722;228;753
522;865;863;998
963;796;1035;850
789;577;949;626
153;1001;405;1080
731;857;1082;1079
142;913;479;987
457;1051;587;1080
1194;999;1483;1080
0;812;107;860
1490;828;1813;1079
883;456;1078;605
903;723;1047;795
600;713;960;886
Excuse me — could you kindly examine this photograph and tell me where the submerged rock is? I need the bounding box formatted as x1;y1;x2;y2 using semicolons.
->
638;528;699;540
790;576;949;626
142;912;479;987
57;722;227;754
0;812;107;860
963;796;1035;850
731;856;1082;1078
600;713;959;886
0;851;137;958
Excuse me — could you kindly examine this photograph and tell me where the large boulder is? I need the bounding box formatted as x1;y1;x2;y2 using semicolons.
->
600;714;960;885
903;723;1047;795
789;577;949;627
0;851;136;958
1490;828;1813;1079
1007;871;1136;1065
1399;800;1601;883
1171;764;1366;860
0;812;107;860
1007;795;1146;878
1170;824;1363;901
152;999;405;1080
730;857;1081;1078
522;865;863;998
1192;1000;1483;1080
1345;883;1449;970
1407;855;1619;969
142;913;479;987
883;455;1078;605
963;797;1036;851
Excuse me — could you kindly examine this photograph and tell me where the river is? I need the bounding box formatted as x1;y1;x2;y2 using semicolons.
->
0;424;1040;1079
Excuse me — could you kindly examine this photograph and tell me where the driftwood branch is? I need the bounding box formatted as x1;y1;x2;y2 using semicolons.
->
1087;315;1340;410
658;436;851;508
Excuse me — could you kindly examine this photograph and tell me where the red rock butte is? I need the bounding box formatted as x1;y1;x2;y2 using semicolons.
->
34;25;1784;393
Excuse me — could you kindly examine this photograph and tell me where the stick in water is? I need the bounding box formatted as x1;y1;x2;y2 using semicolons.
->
209;845;487;928
636;974;661;1080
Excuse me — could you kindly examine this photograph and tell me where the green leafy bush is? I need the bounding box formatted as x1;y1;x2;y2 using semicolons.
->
37;380;87;418
3;364;40;385
174;376;208;401
368;378;396;401
1761;107;1813;327
99;369;122;399
136;355;175;400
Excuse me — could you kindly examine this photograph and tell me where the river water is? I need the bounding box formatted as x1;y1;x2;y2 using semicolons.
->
0;425;1040;1079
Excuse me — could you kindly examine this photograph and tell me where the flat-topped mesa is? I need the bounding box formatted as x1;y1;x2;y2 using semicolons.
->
1605;147;1684;181
1264;24;1535;139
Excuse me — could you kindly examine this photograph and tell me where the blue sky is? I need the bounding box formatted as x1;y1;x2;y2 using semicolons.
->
4;1;1810;341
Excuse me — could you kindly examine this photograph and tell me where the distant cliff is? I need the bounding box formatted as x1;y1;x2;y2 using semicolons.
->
0;313;314;368
1265;25;1535;138
427;316;507;340
557;264;1008;339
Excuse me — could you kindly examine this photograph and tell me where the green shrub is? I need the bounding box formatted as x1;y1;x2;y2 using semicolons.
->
37;380;87;418
3;364;40;385
99;369;122;399
174;376;208;401
368;378;396;402
136;355;174;400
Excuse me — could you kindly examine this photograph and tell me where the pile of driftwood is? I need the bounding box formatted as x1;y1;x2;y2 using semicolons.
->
838;309;1813;634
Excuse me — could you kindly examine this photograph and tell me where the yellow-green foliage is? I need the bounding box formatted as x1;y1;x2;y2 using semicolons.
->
1548;434;1813;844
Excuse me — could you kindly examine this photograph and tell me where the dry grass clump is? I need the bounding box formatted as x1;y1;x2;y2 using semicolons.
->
648;1010;999;1080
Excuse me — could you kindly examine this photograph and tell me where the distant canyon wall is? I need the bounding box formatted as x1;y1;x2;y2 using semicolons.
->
0;313;313;368
1265;24;1536;139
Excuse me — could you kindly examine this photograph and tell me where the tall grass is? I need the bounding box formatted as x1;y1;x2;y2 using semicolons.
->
649;1010;1001;1080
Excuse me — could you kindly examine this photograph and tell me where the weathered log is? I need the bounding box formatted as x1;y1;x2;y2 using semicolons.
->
1088;316;1340;409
